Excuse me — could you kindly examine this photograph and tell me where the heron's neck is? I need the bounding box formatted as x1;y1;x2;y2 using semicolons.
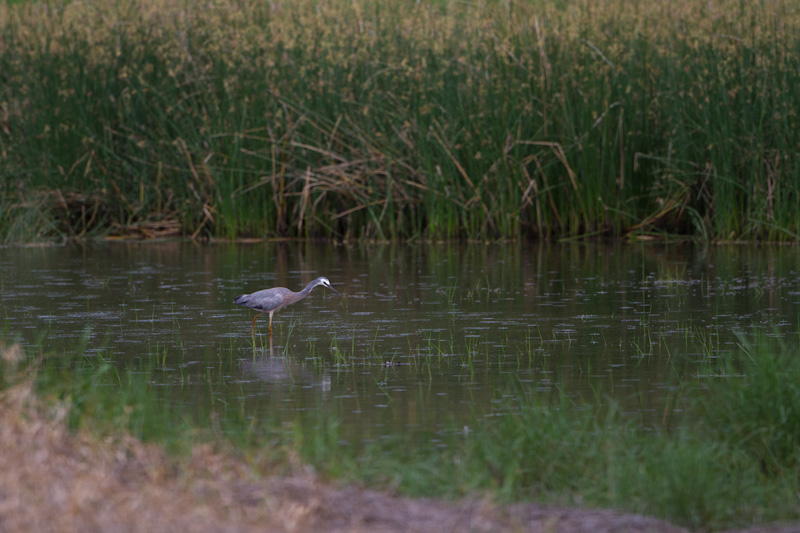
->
299;280;318;296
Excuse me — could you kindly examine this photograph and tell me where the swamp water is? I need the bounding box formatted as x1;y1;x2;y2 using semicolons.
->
1;242;798;444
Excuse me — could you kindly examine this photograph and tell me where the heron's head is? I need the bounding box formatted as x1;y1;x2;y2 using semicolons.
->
316;276;340;295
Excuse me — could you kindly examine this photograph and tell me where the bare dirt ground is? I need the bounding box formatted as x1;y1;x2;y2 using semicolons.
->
0;377;795;533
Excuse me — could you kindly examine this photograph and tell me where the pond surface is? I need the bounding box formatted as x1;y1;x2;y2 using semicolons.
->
2;242;799;443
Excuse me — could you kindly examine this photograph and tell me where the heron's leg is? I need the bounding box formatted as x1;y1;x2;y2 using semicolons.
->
251;312;263;335
268;311;274;336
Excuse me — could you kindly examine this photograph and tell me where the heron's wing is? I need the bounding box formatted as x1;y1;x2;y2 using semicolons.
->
233;288;288;312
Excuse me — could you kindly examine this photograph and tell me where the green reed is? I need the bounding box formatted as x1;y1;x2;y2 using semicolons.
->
2;0;800;242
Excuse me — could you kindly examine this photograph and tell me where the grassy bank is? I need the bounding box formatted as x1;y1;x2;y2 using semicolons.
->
2;0;800;242
3;335;799;531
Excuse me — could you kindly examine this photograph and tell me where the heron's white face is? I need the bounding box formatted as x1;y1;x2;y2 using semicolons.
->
316;276;340;295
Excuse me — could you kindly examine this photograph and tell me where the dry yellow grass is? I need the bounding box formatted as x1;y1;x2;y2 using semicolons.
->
3;0;795;69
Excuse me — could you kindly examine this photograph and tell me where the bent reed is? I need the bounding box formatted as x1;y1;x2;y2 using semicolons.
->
2;0;800;241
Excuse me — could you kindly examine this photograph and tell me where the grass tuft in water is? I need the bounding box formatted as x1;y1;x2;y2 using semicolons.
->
4;332;800;530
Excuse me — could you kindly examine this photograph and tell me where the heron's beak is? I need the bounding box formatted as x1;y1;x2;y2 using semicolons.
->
328;285;341;296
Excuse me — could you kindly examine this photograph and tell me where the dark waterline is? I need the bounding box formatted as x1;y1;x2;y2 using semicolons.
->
2;242;798;443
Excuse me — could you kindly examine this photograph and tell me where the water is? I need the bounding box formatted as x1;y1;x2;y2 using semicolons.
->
2;242;799;442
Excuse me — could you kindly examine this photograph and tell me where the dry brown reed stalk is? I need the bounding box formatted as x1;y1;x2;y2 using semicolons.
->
4;0;800;240
107;218;182;240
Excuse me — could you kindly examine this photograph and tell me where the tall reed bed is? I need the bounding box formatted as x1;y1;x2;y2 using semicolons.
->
2;0;800;241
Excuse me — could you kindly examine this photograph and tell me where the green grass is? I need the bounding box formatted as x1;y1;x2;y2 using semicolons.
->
699;335;800;474
2;0;800;242
3;332;799;530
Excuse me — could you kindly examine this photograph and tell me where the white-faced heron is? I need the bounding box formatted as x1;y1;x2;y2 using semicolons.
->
233;276;340;335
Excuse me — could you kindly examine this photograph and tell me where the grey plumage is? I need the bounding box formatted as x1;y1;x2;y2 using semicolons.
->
233;276;340;335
